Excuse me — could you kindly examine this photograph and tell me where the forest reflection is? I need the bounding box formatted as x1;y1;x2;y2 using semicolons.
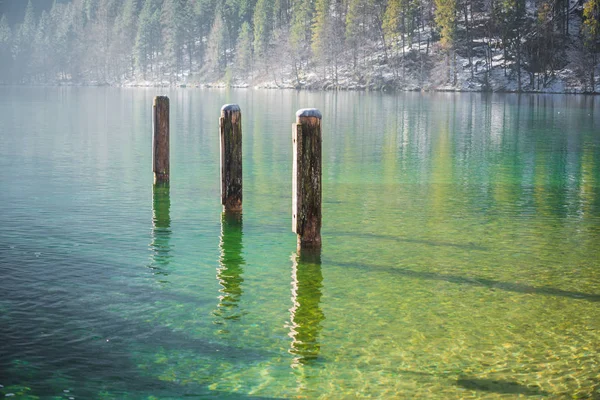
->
327;93;599;224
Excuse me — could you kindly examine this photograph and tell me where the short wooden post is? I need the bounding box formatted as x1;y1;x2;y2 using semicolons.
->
293;109;322;250
220;104;243;212
153;96;170;184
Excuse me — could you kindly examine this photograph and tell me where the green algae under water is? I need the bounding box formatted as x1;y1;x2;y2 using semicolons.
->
0;88;599;399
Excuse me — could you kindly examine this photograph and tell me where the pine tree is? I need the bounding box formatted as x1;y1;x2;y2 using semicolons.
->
273;0;290;27
253;0;273;59
434;0;457;83
312;0;329;64
240;0;258;25
15;0;36;82
205;9;227;77
193;0;218;67
33;10;52;82
112;0;139;79
383;0;401;45
235;21;253;75
383;0;401;71
135;0;161;79
86;0;120;83
289;0;314;69
345;0;364;70
583;0;600;90
435;0;456;49
220;0;242;58
0;15;12;82
496;0;528;90
49;0;76;82
161;0;186;81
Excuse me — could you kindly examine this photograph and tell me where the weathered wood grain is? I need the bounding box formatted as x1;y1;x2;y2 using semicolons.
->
153;96;170;184
293;108;322;250
220;104;243;212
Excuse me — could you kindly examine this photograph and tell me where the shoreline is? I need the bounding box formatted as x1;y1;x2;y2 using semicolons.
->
1;81;598;96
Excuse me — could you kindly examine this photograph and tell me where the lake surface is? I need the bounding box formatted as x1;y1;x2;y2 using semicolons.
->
0;87;599;399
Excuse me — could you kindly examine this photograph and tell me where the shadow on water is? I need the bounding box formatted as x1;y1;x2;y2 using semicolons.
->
0;202;275;397
331;261;600;302
456;378;550;396
288;249;325;368
329;231;489;251
213;211;247;331
149;182;172;282
0;287;274;398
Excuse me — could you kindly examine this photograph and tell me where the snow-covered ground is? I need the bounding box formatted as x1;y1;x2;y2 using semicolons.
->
119;9;598;94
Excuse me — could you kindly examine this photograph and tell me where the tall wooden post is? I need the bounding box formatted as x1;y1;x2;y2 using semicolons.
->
293;109;322;251
220;104;243;212
153;96;170;184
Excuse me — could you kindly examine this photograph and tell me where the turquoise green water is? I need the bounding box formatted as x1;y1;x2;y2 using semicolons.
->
0;88;599;399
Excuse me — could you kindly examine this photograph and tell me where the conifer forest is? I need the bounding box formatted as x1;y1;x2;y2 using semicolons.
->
0;0;598;91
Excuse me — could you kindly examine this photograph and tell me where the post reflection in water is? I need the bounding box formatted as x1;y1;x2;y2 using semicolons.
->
288;250;325;368
150;182;172;281
213;212;246;332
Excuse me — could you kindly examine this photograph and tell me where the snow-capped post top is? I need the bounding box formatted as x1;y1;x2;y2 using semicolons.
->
296;108;322;119
221;104;240;113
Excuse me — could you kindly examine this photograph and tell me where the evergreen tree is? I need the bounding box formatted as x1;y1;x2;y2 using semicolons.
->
33;10;52;82
240;0;258;25
86;0;120;83
112;0;139;79
15;0;36;82
193;0;218;67
383;0;402;46
220;0;242;59
135;0;162;79
312;0;329;63
496;0;528;90
50;1;78;82
273;0;290;27
204;9;227;77
253;0;273;59
289;0;314;69
345;0;365;70
161;0;186;81
0;15;12;82
383;0;403;75
434;0;455;49
235;21;253;75
434;0;457;83
583;0;600;90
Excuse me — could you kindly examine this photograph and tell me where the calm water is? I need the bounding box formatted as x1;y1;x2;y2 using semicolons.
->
0;87;599;399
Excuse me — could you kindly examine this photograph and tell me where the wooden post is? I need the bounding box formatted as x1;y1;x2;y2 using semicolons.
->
220;104;243;212
153;96;170;184
293;108;322;251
